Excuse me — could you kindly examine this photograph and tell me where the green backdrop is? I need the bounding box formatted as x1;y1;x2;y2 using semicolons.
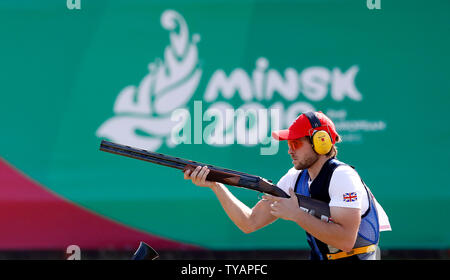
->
0;0;449;249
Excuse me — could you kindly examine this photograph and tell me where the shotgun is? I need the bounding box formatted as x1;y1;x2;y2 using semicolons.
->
99;140;332;222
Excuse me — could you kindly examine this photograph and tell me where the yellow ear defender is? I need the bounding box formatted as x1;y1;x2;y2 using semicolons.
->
304;112;333;155
310;130;333;155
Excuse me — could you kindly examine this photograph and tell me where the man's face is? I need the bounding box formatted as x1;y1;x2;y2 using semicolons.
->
287;137;319;170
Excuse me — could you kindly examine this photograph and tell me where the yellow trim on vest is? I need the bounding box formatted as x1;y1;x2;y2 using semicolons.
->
327;245;377;260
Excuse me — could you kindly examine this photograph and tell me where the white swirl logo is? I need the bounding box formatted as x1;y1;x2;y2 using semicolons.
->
96;10;202;151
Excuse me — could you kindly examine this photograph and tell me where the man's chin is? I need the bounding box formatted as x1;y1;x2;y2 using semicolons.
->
293;162;303;170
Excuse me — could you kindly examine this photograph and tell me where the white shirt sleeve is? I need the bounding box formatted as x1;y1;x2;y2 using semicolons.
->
328;165;369;213
276;167;301;195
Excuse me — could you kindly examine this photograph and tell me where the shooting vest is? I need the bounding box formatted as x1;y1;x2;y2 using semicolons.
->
294;158;380;260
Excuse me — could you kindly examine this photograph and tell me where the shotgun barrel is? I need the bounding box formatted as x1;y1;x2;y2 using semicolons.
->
99;140;331;222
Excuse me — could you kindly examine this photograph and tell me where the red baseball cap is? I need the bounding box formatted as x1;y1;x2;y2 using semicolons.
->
272;111;339;144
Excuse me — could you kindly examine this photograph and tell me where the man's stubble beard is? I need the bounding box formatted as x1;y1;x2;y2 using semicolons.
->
293;152;319;170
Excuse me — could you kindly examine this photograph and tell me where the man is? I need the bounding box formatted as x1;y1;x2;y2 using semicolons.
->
184;111;391;260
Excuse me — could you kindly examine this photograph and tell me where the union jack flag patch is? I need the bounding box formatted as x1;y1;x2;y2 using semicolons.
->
343;192;357;202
